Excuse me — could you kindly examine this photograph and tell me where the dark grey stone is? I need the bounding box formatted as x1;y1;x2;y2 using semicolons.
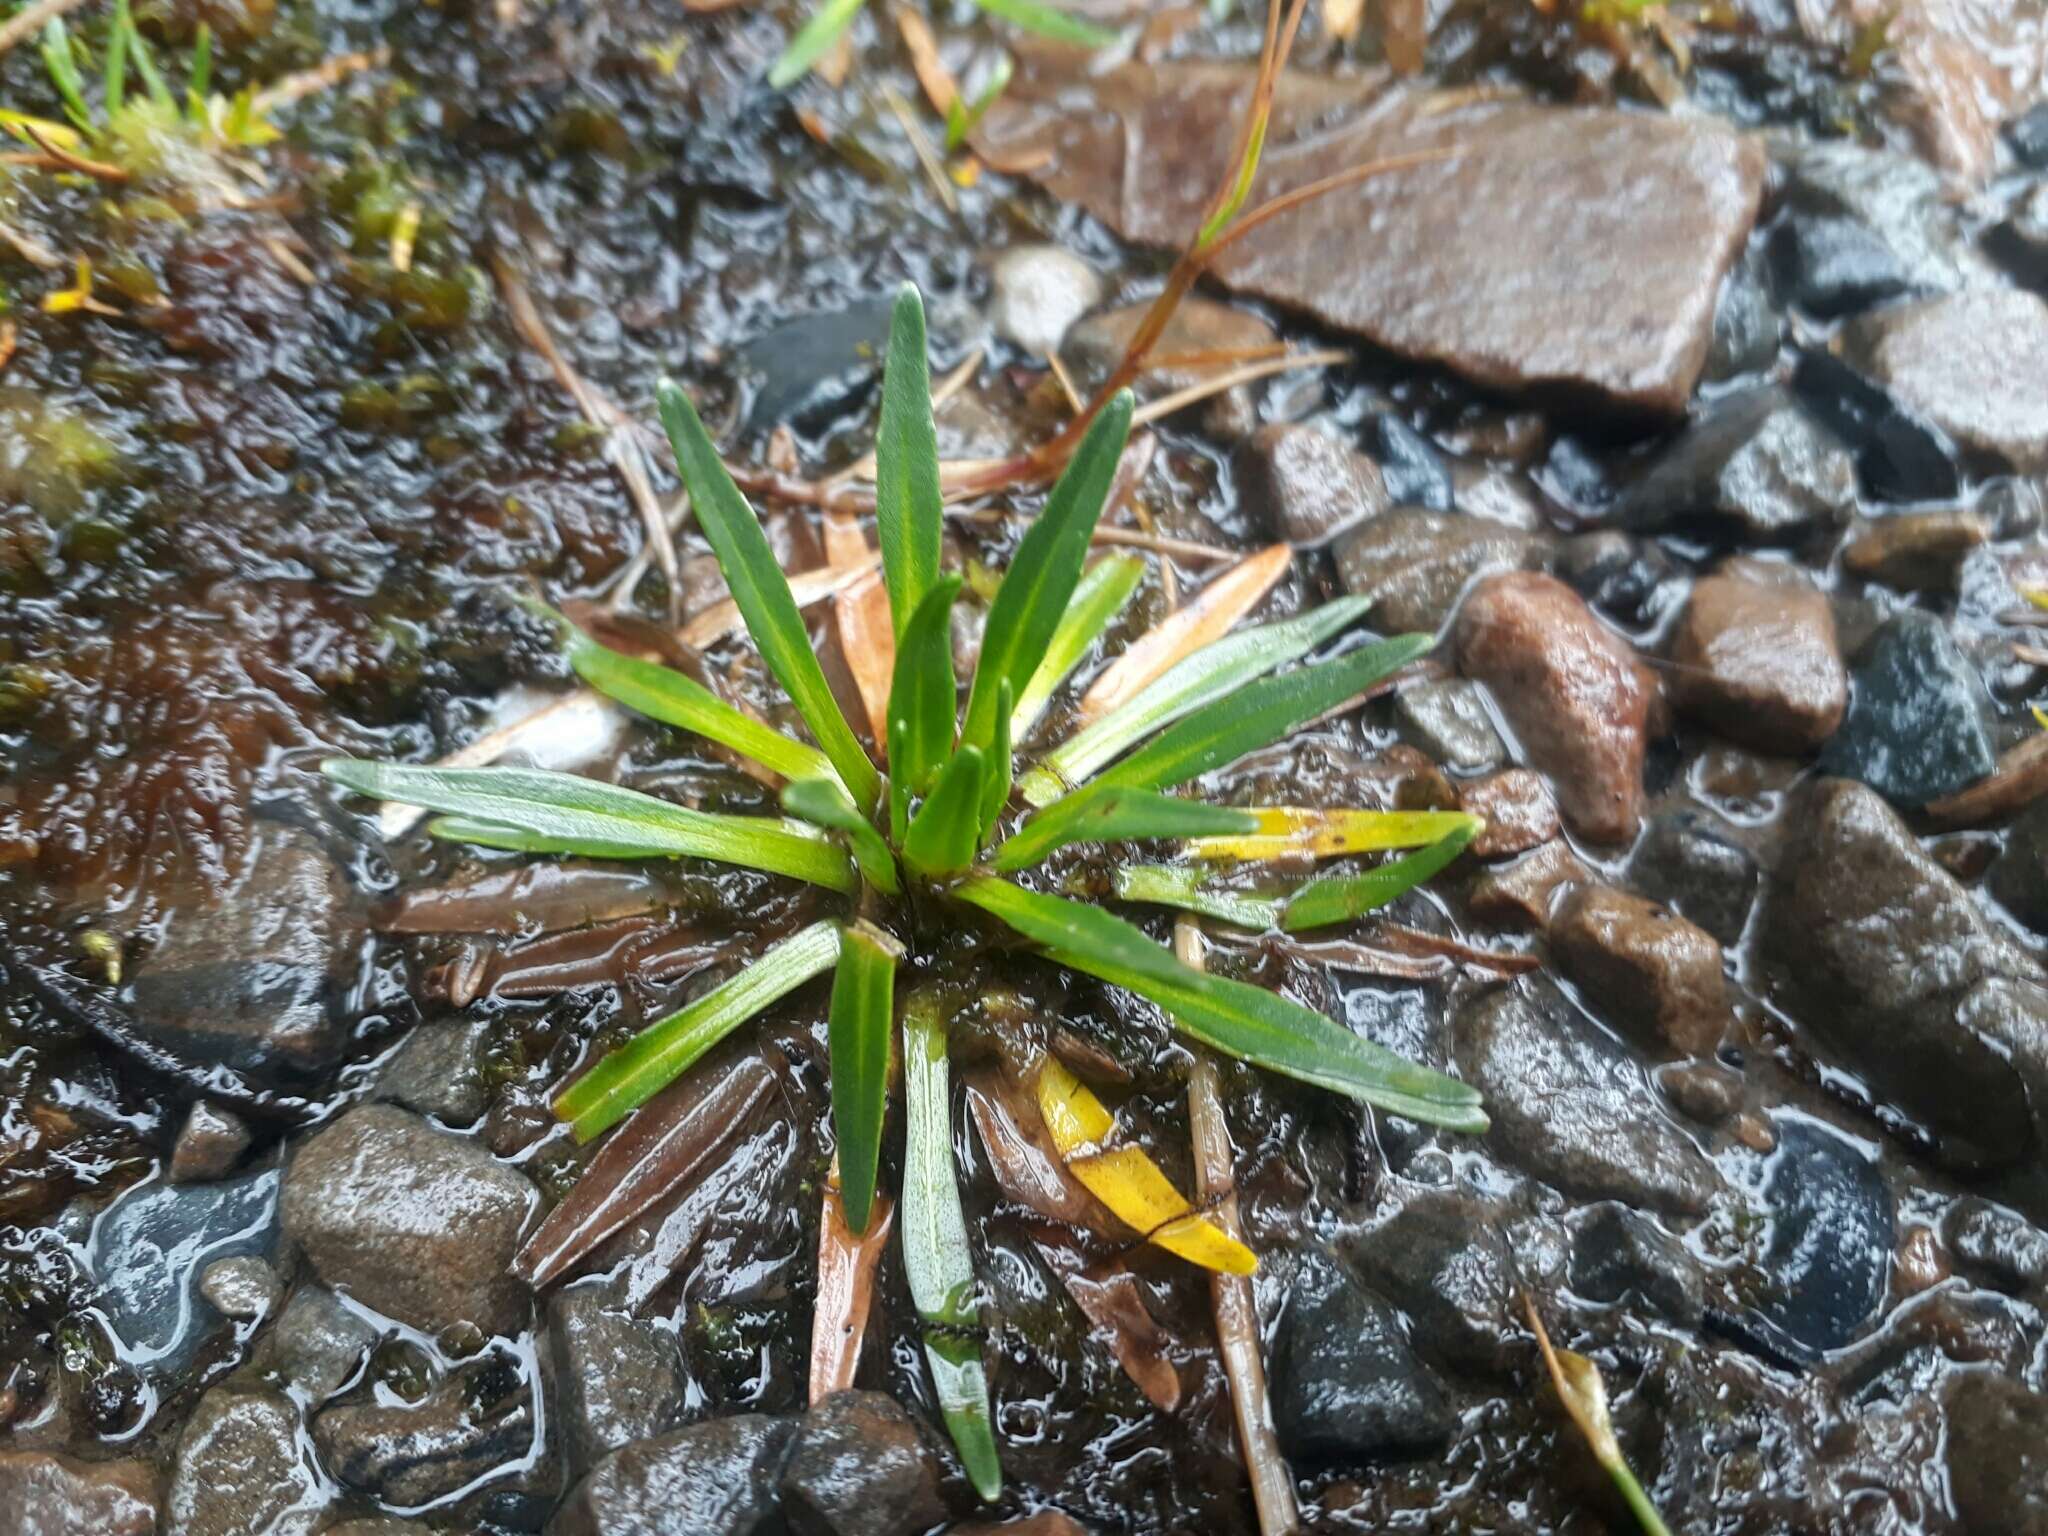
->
1819;610;1996;805
375;1017;493;1126
549;1417;795;1536
547;1288;689;1477
1392;677;1505;773
1776;141;1966;300
1614;386;1856;542
1570;1204;1705;1326
1705;250;1780;380
1990;798;2048;933
264;1283;377;1402
780;1390;945;1536
1342;1190;1519;1373
1234;423;1389;546
737;298;893;432
1792;350;1960;504
1272;1250;1454;1462
1627;809;1759;948
87;1168;279;1378
1551;530;1677;629
313;1357;540;1507
1750;1119;1892;1358
2010;102;2048;168
1454;977;1721;1215
1769;213;1923;317
167;1101;252;1184
1364;413;1453;511
1334;507;1544;632
1943;1373;2048;1536
1946;1198;2048;1293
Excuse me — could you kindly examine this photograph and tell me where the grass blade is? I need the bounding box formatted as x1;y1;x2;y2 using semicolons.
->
40;21;91;131
657;379;881;813
1036;1057;1255;1274
124;13;173;111
902;745;985;877
1282;822;1479;932
104;0;130;118
1011;554;1143;742
959;878;1486;1131
829;923;899;1234
781;778;901;895
874;283;943;638
888;716;912;847
1525;1298;1675;1536
993;785;1254;872
533;602;839;788
1019;597;1370;806
902;994;1003;1501
969;0;1119;47
186;23;210;118
1113;865;1282;929
961;391;1133;757
1093;633;1432;795
979;680;1013;841
322;760;856;893
555;921;842;1140
1078;543;1290;728
889;574;961;801
424;815;684;862
944;51;1013;153
769;0;868;89
1190;807;1477;863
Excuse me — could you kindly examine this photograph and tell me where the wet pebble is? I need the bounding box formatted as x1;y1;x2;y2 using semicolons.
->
1271;1249;1454;1462
1457;768;1558;858
1775;141;1966;304
374;1016;493;1126
1842;288;2048;473
1550;884;1729;1056
1840;510;1988;592
1468;838;1589;931
164;1387;324;1536
1392;677;1505;774
737;298;893;433
986;245;1102;359
1748;1119;1893;1359
1942;1372;2048;1535
1627;809;1759;948
313;1357;539;1507
1669;564;1847;755
1569;1204;1705;1325
1454;976;1721;1215
1335;508;1546;633
550;1415;794;1536
1343;1190;1520;1373
197;1255;280;1321
261;1283;377;1402
1705;251;1781;380
0;1450;157;1536
1455;572;1658;844
1234;422;1389;546
281;1103;535;1336
2010;102;2048;168
166;1102;252;1185
1945;1198;2048;1293
779;1390;945;1536
1361;413;1452;510
1614;386;1857;543
1550;529;1677;630
87;1168;279;1377
1819;610;1996;805
547;1287;689;1477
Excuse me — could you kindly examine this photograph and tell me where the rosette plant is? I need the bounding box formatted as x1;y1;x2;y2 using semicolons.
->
322;283;1487;1499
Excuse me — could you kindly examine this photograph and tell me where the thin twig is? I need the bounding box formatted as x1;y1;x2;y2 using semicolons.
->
0;219;62;270
882;84;957;213
249;46;391;114
1131;348;1350;427
607;495;690;615
1178;921;1300;1536
261;235;316;286
1199;147;1466;262
493;250;683;623
0;0;88;58
20;123;127;182
949;507;1234;565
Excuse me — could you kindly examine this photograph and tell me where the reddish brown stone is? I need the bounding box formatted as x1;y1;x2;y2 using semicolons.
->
0;1451;157;1536
1551;884;1730;1056
1458;769;1559;859
1455;572;1659;844
1670;569;1847;755
1469;840;1589;932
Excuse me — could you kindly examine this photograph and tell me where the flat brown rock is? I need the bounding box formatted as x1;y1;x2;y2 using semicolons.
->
1670;569;1847;755
980;55;1765;417
1844;289;2048;473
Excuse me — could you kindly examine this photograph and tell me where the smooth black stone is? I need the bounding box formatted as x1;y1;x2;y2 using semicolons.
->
1820;611;1996;805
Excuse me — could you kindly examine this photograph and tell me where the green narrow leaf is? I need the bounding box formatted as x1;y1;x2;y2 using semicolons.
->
1281;823;1479;932
656;379;881;813
104;0;130;118
40;21;91;131
533;602;839;789
944;51;1012;153
125;14;173;110
979;680;1013;841
969;0;1119;47
992;786;1255;872
960;392;1134;758
888;574;961;801
1020;597;1370;806
888;715;912;848
828;923;899;1234
322;760;856;893
874;283;943;638
901;994;1003;1502
1114;864;1283;929
782;778;900;895
1010;554;1143;742
555;921;842;1140
185;22;211;118
901;746;985;878
958;878;1486;1132
424;816;680;862
768;0;867;88
1094;632;1432;796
